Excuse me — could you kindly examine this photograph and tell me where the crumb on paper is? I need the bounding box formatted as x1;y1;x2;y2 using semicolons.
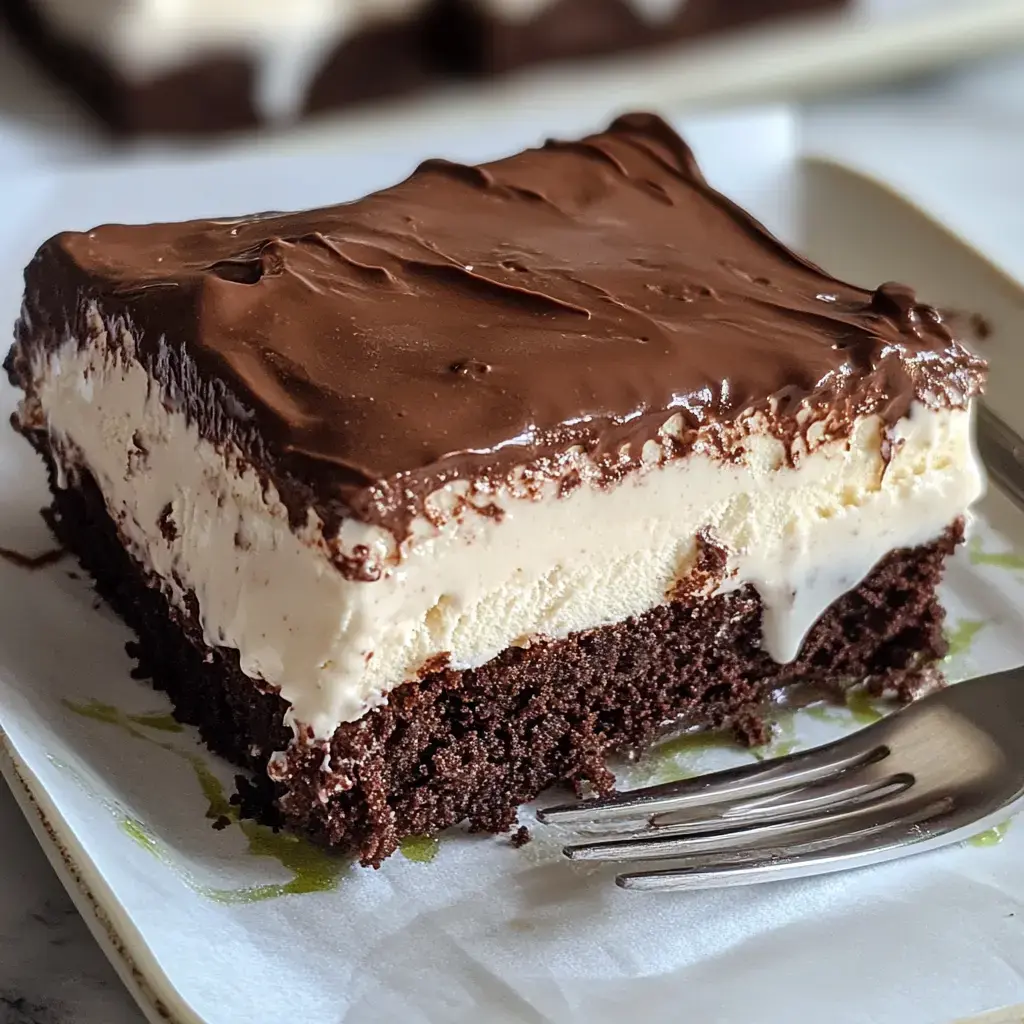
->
0;544;65;570
511;825;532;849
969;312;992;341
733;710;770;747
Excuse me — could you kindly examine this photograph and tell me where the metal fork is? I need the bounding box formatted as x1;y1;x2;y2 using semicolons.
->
538;667;1024;891
538;402;1024;892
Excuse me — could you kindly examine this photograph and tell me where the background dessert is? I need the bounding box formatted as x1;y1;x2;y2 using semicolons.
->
3;0;852;135
2;0;437;134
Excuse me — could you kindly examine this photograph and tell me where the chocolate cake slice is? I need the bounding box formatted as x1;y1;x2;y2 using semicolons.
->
6;114;986;866
432;0;852;75
3;0;436;135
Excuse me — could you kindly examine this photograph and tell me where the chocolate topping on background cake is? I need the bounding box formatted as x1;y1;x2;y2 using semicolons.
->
9;113;985;535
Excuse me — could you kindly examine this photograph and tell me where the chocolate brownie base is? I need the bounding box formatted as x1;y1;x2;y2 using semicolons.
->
36;440;958;867
432;0;851;75
2;0;433;135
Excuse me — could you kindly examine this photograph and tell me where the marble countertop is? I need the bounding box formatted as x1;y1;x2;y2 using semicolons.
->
1;28;1024;1024
0;782;142;1023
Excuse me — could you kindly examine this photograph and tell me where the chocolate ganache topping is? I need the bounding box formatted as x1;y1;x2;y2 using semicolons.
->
11;113;986;534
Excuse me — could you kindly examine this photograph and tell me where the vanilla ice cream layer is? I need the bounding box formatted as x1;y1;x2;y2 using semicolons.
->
32;0;428;121
22;320;984;741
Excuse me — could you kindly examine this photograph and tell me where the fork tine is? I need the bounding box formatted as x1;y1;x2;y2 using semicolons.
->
629;770;914;839
614;797;962;891
650;768;913;829
564;783;921;863
537;735;887;826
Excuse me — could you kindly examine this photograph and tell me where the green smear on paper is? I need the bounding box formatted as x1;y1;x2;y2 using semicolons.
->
64;697;347;903
655;730;734;762
119;796;344;904
64;698;123;727
186;756;234;821
636;683;897;788
803;704;847;725
643;729;737;783
400;835;440;864
968;537;1024;571
240;824;341;896
968;820;1012;848
66;699;182;736
945;619;987;660
803;692;887;730
194;767;344;902
200;805;345;904
121;816;161;856
845;689;885;726
642;713;802;784
127;712;183;733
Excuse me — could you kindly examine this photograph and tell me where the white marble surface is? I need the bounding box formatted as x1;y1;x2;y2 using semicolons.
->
1;22;1024;1024
0;783;143;1023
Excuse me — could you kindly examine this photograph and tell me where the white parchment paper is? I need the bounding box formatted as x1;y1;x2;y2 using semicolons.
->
1;109;1023;1024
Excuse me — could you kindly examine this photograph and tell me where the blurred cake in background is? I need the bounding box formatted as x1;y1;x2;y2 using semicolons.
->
2;0;437;135
3;0;852;136
430;0;851;74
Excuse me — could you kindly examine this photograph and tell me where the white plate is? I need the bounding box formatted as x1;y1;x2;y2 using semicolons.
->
2;109;1024;1024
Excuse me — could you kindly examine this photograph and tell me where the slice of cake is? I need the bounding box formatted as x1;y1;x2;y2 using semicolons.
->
4;0;435;134
6;114;986;866
432;0;852;75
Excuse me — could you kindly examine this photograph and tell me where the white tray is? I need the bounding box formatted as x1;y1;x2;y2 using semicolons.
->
2;109;1024;1024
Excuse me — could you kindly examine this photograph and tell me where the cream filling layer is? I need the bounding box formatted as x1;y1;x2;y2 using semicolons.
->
31;0;428;122
23;318;984;740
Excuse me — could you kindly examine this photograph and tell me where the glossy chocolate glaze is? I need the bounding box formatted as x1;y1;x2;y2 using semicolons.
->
8;114;985;537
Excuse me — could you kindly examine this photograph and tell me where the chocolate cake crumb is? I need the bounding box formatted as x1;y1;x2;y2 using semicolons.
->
970;313;993;341
335;544;383;583
869;660;947;702
0;544;64;570
126;641;153;681
669;530;729;600
157;502;177;542
471;501;505;522
733;710;771;748
417;651;452;678
511;825;531;848
558;470;582;498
